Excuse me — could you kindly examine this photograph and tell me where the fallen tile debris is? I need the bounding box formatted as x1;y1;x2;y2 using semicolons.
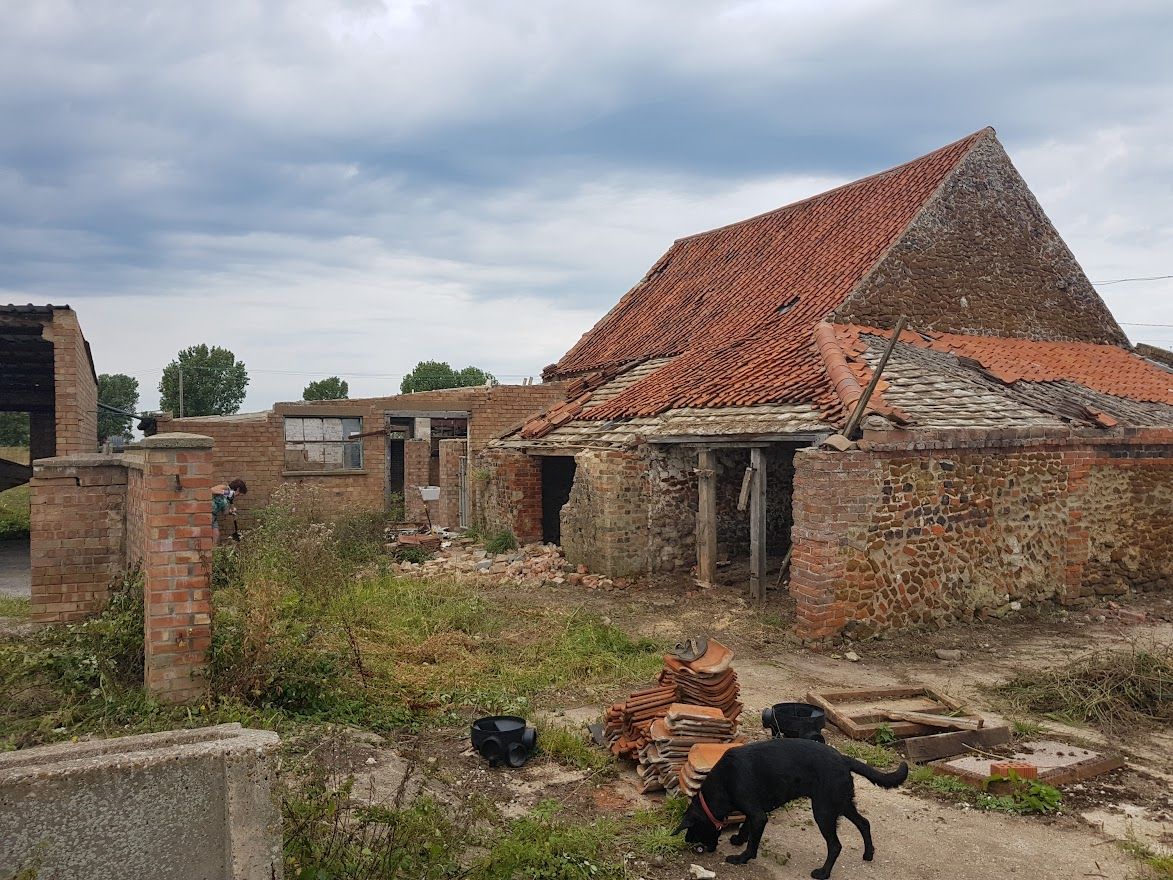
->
387;539;632;590
637;704;742;794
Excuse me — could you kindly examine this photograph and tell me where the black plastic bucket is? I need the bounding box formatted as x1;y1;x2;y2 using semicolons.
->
761;702;826;742
471;716;538;768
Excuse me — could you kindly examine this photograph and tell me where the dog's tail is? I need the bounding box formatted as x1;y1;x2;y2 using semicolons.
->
845;757;909;789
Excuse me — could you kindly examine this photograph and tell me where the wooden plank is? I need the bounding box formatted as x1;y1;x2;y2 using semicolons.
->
843;314;907;439
883;710;984;731
737;466;754;511
814;686;933;703
749;448;767;603
696;449;717;585
897;727;1012;763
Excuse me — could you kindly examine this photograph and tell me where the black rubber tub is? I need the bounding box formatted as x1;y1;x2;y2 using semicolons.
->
471;716;538;768
761;702;826;742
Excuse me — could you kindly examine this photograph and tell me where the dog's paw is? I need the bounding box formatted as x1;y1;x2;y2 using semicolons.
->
725;854;752;865
729;832;747;846
863;849;875;862
810;870;831;880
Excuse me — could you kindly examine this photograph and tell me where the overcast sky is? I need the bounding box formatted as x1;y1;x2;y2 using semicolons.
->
2;0;1171;412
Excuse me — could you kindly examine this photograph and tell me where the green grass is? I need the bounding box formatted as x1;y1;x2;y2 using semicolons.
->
0;484;30;540
536;720;614;773
1119;838;1173;879
907;766;1062;815
0;596;29;618
836;740;903;768
1010;718;1047;738
482;530;518;555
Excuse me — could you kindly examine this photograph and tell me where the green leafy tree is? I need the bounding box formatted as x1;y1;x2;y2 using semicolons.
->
400;361;496;394
302;376;349;400
158;345;249;416
97;373;140;442
0;412;29;447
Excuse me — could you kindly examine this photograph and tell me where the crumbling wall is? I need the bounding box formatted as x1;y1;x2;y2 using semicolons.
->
475;448;543;543
790;427;1173;640
645;446;697;573
560;449;649;577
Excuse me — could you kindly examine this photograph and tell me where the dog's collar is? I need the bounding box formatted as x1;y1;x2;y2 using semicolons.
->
698;791;725;831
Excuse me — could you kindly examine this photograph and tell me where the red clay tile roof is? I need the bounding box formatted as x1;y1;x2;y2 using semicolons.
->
551;129;991;420
833;323;1173;408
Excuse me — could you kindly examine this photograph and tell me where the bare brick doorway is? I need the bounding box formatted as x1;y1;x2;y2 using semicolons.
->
541;456;576;544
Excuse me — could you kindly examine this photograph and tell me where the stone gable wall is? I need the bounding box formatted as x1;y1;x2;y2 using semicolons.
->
833;135;1128;345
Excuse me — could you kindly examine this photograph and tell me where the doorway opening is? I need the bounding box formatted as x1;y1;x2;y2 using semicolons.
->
541;456;577;544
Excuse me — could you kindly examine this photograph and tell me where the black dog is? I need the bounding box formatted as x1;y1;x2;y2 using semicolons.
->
675;738;908;879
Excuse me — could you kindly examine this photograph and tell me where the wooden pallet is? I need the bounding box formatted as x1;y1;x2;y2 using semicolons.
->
805;686;987;741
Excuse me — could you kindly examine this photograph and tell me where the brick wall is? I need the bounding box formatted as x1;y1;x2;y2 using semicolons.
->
30;434;214;702
560;449;649;577
44;308;98;455
158;383;566;524
475;449;543;543
790;427;1173;640
834;135;1128;345
29;456;128;622
437;439;464;528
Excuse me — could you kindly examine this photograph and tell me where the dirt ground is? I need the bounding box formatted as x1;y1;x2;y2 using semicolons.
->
336;580;1172;880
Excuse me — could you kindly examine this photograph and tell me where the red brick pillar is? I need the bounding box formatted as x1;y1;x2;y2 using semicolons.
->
437;439;465;529
403;438;432;523
136;434;214;703
790;450;852;641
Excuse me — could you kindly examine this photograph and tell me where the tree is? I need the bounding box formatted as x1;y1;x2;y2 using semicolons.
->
302;376;349;400
158;345;249;417
97;373;140;442
400;361;496;394
0;412;29;447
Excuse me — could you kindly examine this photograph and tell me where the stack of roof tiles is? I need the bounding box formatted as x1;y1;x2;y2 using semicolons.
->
636;704;741;794
679;742;744;798
603;684;678;758
660;641;742;720
603;639;742;761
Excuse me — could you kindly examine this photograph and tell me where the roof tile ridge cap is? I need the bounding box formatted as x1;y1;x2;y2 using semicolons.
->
674;127;993;245
813;322;864;420
829;129;993;324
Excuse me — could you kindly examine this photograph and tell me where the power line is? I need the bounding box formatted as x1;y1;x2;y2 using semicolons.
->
1093;274;1173;285
1119;322;1173;329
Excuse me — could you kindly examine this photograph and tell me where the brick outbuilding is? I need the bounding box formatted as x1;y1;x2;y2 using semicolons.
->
479;127;1173;639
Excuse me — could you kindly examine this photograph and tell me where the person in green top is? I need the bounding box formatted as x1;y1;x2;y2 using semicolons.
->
211;479;247;543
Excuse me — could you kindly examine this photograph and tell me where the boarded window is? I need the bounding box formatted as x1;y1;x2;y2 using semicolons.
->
284;416;363;472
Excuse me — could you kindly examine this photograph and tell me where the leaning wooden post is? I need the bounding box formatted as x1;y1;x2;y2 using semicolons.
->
843;314;907;439
696;449;717;585
749;447;767;603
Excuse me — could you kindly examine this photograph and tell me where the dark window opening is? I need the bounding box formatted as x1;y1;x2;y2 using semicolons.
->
541;456;577;544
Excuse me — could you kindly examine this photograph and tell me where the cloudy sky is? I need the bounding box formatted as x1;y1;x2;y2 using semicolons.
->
2;0;1171;412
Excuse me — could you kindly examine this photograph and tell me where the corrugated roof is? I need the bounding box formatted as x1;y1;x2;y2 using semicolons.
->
550;129;991;419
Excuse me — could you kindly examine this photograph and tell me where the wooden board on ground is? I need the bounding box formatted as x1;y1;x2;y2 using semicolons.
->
897;726;1013;762
806;685;986;741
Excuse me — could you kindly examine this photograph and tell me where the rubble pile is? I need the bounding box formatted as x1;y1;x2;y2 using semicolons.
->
604;639;743;766
636;704;741;794
387;539;632;590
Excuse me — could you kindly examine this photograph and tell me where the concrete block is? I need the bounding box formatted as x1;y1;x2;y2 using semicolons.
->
0;724;282;879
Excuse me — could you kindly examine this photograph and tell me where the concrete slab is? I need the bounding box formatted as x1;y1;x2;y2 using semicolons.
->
0;723;282;880
936;740;1124;789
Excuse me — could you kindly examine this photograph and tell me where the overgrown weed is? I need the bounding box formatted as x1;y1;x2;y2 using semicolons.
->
994;642;1172;731
907;766;1062;815
535;720;613;773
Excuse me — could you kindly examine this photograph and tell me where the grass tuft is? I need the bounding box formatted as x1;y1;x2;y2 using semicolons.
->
836;740;902;768
1119;837;1173;879
0;595;30;618
535;720;613;773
